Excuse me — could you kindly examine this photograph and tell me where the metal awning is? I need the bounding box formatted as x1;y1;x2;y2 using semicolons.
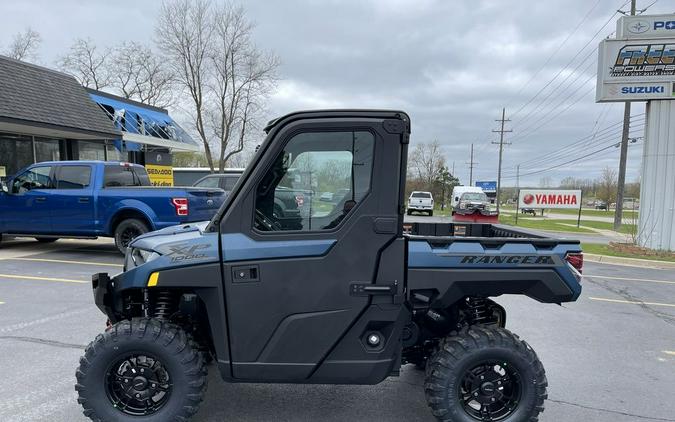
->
88;91;201;152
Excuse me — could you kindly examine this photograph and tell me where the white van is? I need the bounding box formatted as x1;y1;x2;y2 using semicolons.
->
451;186;487;211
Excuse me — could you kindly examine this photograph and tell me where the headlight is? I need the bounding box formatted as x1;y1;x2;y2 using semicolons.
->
131;248;161;266
459;201;467;209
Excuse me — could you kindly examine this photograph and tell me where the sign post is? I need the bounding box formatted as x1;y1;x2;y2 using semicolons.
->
577;191;583;228
515;189;520;225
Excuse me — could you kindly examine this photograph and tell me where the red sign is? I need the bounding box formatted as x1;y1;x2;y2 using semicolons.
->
518;189;582;210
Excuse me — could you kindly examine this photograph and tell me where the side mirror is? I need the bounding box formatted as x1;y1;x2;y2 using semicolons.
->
0;181;7;194
455;196;459;201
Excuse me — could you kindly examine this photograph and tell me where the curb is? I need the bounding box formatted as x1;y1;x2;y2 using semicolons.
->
584;253;675;270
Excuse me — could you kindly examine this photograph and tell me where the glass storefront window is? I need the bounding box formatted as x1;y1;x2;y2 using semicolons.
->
105;143;124;161
0;133;33;178
35;137;61;163
79;141;106;161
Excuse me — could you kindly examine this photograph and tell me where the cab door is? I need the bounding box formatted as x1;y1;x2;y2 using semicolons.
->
2;165;54;233
50;165;95;234
219;113;409;383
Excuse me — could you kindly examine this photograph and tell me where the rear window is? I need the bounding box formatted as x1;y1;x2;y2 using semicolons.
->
104;166;151;187
194;176;221;188
222;175;239;190
411;192;431;198
56;166;91;189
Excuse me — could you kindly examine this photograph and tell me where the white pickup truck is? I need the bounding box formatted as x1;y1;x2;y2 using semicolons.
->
407;191;434;216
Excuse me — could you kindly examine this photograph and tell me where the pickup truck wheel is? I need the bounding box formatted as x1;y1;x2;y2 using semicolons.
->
114;218;149;254
424;326;547;422
429;210;434;216
75;318;207;422
35;237;58;243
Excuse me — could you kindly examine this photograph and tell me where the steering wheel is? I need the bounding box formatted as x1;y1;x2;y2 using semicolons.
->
255;209;282;231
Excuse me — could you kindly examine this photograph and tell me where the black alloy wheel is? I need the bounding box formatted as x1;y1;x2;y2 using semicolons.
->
104;353;172;416
114;218;149;254
458;361;522;421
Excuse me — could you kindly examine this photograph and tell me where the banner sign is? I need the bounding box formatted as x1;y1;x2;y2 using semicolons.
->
616;14;675;40
145;151;174;187
475;180;497;193
597;14;675;102
518;189;582;210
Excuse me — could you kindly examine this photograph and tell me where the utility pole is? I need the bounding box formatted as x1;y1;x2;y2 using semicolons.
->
614;0;636;231
466;143;477;186
516;164;520;191
492;108;512;213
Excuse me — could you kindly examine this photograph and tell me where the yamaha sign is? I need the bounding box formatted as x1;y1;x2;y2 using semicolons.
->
596;14;675;102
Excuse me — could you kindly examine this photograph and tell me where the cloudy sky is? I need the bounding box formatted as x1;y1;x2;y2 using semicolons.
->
1;0;669;186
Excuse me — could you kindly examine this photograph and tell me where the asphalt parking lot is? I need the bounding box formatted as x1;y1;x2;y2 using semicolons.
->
1;236;674;422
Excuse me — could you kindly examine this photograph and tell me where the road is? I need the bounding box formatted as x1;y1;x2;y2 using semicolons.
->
0;237;674;422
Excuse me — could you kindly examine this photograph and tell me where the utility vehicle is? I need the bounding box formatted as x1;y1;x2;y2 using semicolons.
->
76;110;583;422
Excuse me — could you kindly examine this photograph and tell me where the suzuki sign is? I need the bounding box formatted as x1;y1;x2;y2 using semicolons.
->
518;189;582;210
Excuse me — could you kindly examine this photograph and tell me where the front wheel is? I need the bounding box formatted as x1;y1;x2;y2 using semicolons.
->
114;218;149;254
76;318;207;422
425;326;547;422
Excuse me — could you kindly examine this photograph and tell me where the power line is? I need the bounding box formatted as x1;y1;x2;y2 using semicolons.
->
509;0;629;120
505;0;603;109
503;128;644;179
511;53;598;133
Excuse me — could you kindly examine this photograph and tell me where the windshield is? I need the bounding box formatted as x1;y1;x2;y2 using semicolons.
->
461;192;488;201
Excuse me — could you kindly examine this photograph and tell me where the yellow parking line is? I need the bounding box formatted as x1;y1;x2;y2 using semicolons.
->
585;274;675;285
664;351;675;356
0;274;88;284
1;257;122;267
588;296;675;308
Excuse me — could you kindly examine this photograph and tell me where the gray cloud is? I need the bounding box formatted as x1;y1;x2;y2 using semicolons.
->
1;0;666;186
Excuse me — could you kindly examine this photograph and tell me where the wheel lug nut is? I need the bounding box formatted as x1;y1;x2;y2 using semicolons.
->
491;398;495;402
474;392;478;396
152;383;156;388
136;394;140;398
480;376;484;380
124;379;128;383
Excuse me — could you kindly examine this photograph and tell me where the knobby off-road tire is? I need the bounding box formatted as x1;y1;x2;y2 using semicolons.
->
424;326;547;422
76;318;207;422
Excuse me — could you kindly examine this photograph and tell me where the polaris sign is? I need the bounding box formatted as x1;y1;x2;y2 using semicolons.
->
617;14;675;39
475;180;497;193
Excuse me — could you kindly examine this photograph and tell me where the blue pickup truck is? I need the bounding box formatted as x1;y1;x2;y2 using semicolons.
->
0;161;225;253
77;110;583;422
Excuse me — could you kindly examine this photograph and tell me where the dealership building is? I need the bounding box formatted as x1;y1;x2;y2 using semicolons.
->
0;55;199;183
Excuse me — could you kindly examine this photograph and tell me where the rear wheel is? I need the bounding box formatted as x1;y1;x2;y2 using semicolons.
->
114;218;149;254
75;318;207;422
425;326;547;422
35;237;58;243
429;210;434;216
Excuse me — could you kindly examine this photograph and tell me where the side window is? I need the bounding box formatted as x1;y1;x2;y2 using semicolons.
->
56;166;91;189
11;166;53;193
254;131;374;232
195;176;221;188
103;166;148;187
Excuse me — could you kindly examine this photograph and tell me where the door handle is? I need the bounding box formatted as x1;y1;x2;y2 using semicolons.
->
350;282;398;296
78;197;90;203
35;197;46;203
232;265;259;283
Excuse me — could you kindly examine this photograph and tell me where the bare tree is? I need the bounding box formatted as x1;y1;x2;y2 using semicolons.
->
57;38;112;90
156;0;216;169
409;140;446;191
110;42;175;107
598;166;618;207
156;0;278;172
5;28;41;62
539;176;553;188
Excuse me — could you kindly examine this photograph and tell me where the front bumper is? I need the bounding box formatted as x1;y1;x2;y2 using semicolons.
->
92;272;118;321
